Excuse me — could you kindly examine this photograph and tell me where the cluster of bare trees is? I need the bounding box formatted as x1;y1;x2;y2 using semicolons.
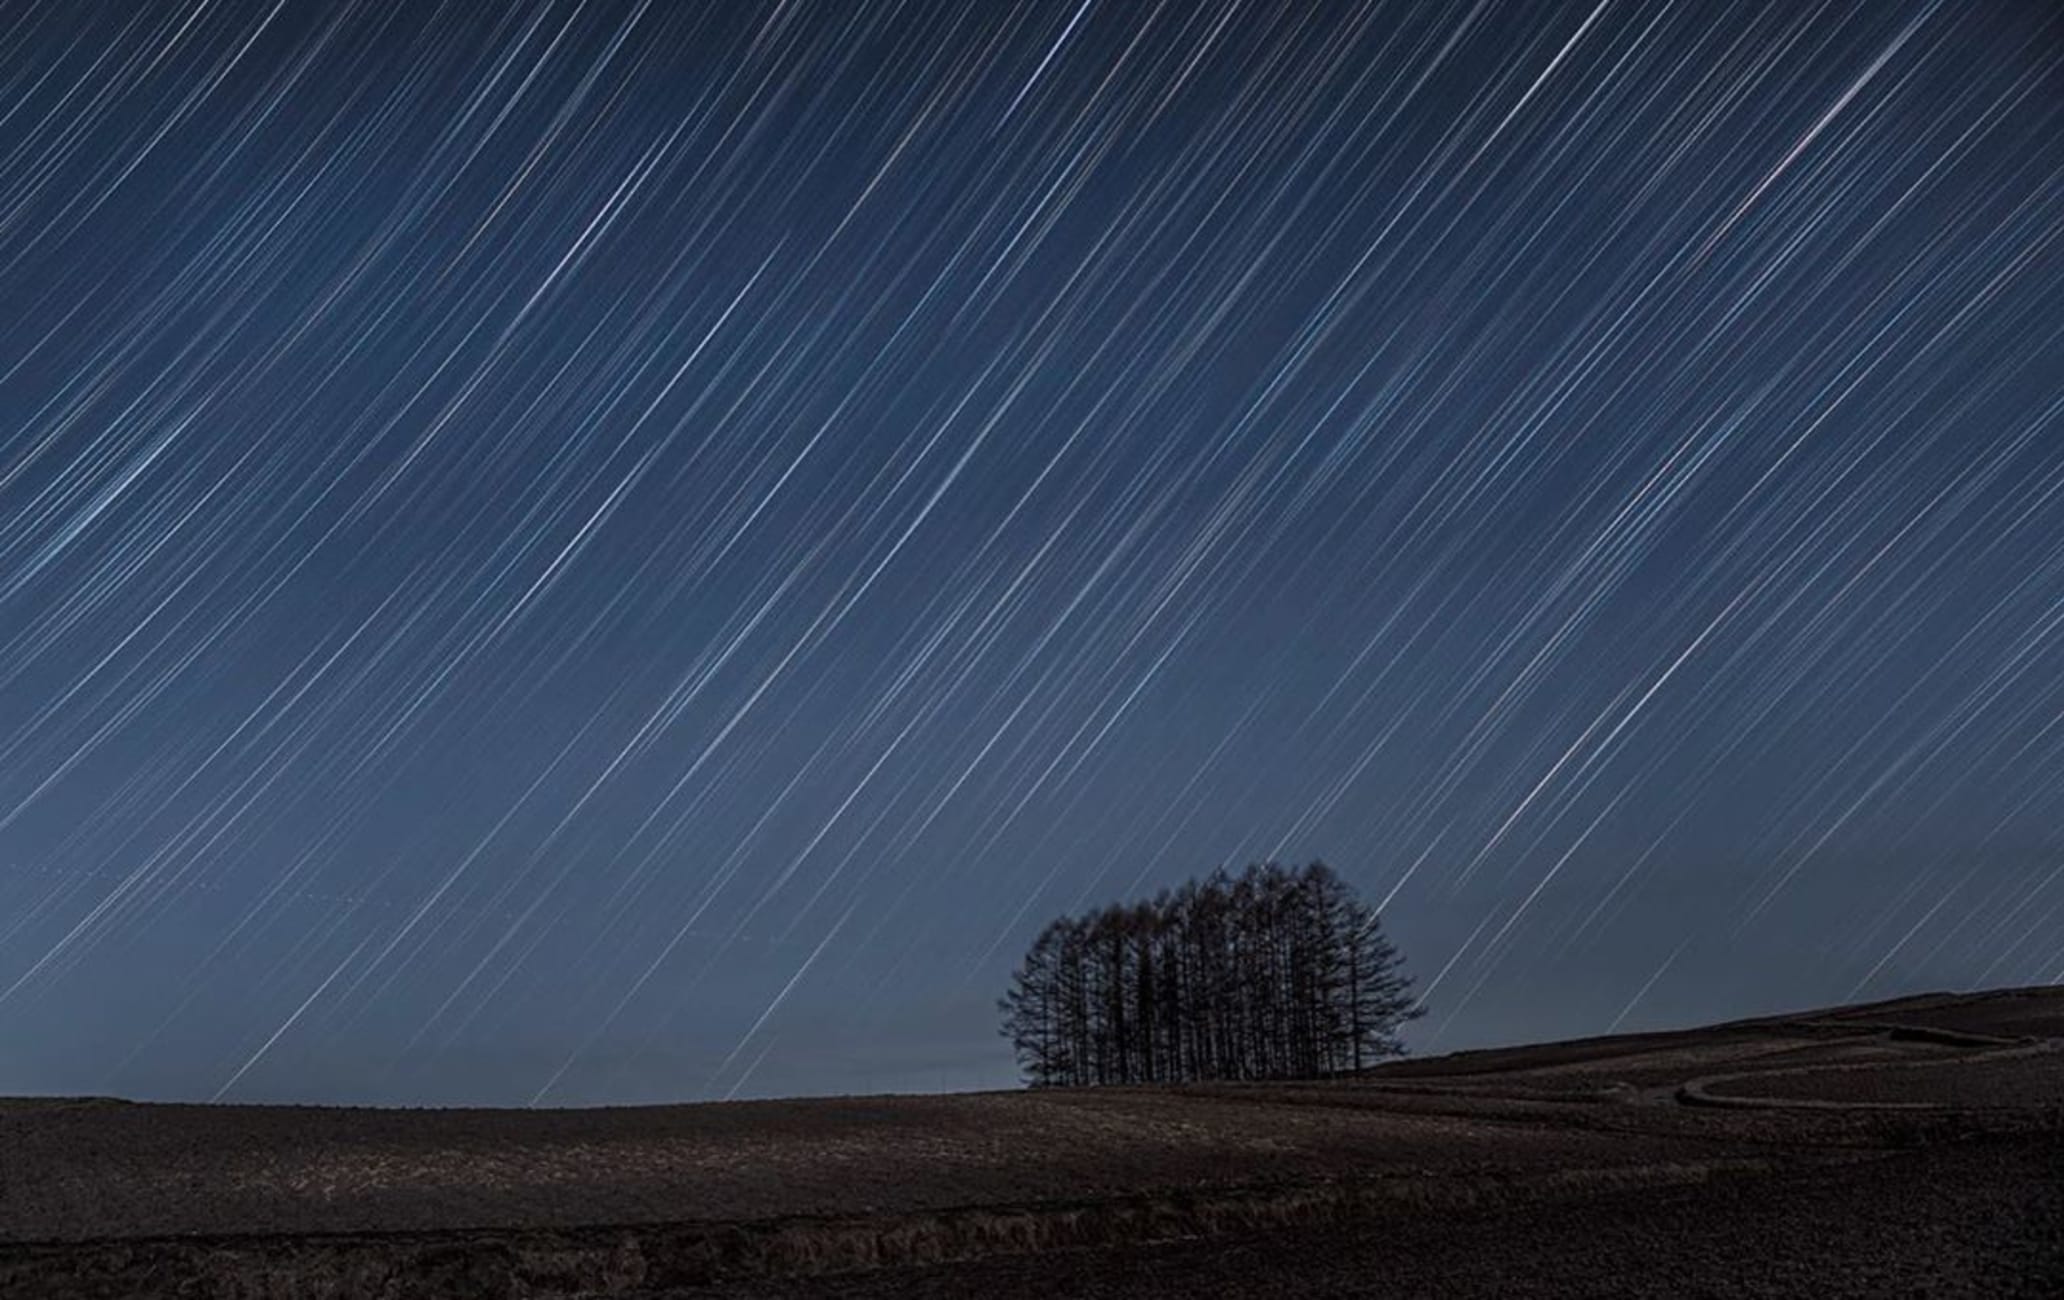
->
999;862;1420;1087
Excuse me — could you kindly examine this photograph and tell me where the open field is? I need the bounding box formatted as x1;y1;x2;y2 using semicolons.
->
3;986;2059;1297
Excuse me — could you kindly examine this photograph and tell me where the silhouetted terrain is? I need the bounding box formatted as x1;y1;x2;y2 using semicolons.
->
4;986;2059;1297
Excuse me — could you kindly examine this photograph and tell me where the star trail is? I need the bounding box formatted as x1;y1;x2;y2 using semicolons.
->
1;0;2059;1105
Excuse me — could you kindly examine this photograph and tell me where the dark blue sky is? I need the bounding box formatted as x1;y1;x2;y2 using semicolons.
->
1;0;2059;1106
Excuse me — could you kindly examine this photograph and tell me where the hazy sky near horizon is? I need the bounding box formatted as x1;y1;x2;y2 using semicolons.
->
1;0;2059;1106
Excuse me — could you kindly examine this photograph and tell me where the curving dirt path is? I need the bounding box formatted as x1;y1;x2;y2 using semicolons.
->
1676;1026;2063;1111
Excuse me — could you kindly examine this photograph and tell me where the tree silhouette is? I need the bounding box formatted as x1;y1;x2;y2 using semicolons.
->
999;862;1421;1086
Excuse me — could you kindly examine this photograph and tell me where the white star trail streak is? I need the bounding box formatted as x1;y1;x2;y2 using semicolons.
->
0;0;2057;1104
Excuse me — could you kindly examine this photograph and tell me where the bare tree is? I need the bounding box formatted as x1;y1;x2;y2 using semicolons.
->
999;861;1421;1086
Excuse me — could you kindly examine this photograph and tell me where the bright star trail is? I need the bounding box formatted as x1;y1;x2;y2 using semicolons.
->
1;1;2059;1106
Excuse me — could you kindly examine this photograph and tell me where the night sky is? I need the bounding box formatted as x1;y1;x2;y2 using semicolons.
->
2;1;2060;1107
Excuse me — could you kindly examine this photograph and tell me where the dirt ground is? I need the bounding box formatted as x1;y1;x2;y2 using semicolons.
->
2;986;2059;1297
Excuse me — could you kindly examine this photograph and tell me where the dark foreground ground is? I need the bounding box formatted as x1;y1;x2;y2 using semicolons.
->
3;987;2060;1298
